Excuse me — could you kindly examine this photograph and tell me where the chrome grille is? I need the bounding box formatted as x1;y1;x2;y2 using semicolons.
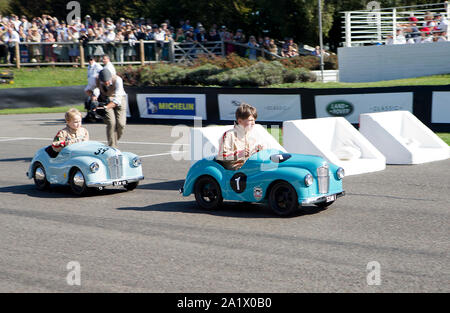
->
317;164;329;194
108;155;124;179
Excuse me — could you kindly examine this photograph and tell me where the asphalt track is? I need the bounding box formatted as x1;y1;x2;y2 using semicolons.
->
0;113;449;293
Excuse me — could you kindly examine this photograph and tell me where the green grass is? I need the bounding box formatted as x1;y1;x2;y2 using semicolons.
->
438;133;450;145
0;105;85;115
269;74;450;88
0;67;87;89
1;66;449;89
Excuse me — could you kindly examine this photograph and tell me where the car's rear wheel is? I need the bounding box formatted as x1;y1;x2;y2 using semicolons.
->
124;182;139;191
69;168;87;196
33;162;49;190
268;181;298;216
194;176;223;210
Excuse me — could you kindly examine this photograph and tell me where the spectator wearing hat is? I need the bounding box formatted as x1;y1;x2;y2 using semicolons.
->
233;29;246;57
196;27;207;42
142;25;155;61
218;25;227;40
401;17;421;43
26;26;41;62
86;55;103;87
419;27;433;43
85;68;127;148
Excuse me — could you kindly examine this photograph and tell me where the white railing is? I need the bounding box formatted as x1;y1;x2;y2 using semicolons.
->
342;1;450;47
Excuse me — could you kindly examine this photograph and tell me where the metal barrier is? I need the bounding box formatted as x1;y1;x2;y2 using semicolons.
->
342;1;450;47
0;39;283;68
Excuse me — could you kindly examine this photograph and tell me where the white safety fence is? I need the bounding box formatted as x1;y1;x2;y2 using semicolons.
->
342;1;449;47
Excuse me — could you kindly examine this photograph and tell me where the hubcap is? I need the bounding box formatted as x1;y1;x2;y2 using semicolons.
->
73;171;85;188
35;167;45;184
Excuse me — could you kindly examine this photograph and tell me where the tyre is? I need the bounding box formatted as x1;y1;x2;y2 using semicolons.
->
124;182;139;191
69;168;87;195
194;176;223;210
268;181;298;216
33;162;50;190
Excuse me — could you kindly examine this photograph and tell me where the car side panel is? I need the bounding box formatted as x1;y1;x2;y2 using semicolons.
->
222;167;312;202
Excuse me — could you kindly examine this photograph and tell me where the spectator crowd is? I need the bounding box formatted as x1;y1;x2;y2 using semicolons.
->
0;13;309;65
386;11;448;44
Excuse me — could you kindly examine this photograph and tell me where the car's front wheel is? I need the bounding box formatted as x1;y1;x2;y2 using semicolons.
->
268;181;298;216
194;176;223;210
124;182;139;191
69;168;87;195
33;162;50;190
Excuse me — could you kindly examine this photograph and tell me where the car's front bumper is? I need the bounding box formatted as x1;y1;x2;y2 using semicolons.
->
87;176;144;188
301;191;345;205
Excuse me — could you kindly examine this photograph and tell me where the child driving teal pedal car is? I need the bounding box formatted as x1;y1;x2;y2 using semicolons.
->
217;103;265;170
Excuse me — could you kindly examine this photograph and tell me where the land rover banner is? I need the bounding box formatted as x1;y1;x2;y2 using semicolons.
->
218;94;301;122
432;92;450;123
315;93;413;123
136;94;207;119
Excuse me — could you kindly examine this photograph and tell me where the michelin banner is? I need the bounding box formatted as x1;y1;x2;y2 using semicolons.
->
432;92;450;123
136;94;207;119
315;93;413;123
218;94;302;122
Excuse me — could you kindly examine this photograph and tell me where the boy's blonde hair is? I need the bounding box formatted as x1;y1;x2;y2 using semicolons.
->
235;102;257;121
65;108;82;122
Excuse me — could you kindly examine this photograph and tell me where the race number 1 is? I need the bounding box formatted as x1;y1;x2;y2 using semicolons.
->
230;173;247;194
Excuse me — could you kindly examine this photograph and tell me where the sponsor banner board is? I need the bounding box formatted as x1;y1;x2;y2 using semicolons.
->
136;94;207;119
315;93;413;123
218;94;301;122
432;92;450;123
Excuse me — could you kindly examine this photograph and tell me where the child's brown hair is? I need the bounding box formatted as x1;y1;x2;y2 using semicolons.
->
235;102;257;121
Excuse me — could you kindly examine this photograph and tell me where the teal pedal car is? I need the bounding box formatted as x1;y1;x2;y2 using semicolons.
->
27;141;144;195
181;149;345;216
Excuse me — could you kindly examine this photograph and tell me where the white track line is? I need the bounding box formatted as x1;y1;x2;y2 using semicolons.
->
140;151;184;158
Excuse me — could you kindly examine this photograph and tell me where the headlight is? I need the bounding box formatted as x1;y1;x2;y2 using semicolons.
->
90;162;100;173
132;157;141;167
337;167;345;180
304;174;313;186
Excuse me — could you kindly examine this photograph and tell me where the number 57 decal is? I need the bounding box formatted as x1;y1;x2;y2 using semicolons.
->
94;147;109;155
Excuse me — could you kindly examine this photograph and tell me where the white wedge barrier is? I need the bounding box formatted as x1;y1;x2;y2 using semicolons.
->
283;117;386;176
359;111;450;164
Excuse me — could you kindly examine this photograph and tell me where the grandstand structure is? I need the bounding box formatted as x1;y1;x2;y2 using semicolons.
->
339;2;450;82
342;1;449;47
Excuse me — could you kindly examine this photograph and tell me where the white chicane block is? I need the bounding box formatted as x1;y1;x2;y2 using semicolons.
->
359;111;450;164
283;117;386;176
190;124;286;164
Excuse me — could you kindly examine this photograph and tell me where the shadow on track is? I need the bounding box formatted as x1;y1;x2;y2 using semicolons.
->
0;157;32;162
138;179;185;191
0;184;128;199
118;200;328;219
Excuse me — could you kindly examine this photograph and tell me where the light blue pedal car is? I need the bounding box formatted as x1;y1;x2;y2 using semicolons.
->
181;149;345;216
27;141;144;195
